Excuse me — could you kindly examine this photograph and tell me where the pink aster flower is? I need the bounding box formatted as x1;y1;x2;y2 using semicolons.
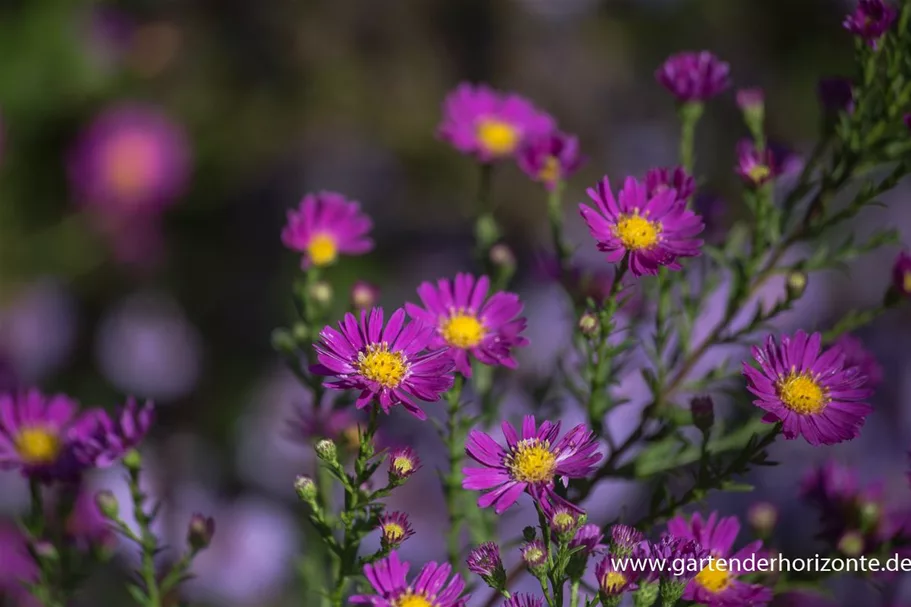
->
667;512;773;607
504;595;545;607
387;446;421;481
843;0;897;48
578;176;705;277
735;139;782;186
645;166;696;201
378;511;414;550
655;51;731;102
68;103;190;213
0;390;96;482
438;83;555;162
742;331;874;445
350;551;469;607
892;251;911;296
517;131;586;190
312;308;455;420
405;273;528;378
462;415;602;514
281;191;373;268
595;555;637;597
569;523;606;555
832;334;883;387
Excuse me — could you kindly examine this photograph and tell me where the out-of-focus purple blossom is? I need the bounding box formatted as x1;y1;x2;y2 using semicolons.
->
0;521;38;606
735;139;798;186
833;333;883;387
287;402;361;453
892;251;911;296
843;0;898;48
351;280;380;311
655;51;731;102
66;488;116;550
74;398;154;468
747;502;778;535
736;88;765;112
68;103;191;214
817;78;855;114
517;131;586;190
438;83;555;162
187;513;216;551
644;166;696;201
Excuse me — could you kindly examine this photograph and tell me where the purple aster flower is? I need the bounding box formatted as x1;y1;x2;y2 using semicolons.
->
735;139;780;186
405;273;528;378
520;540;548;570
818;78;855;114
438;83;555;162
655;51;731;102
462;415;602;514
549;506;581;535
645;166;696;202
843;0;897;48
466;542;504;578
647;535;710;582
0;390;97;482
667;512;773;606
0;522;38;606
378;511;414;550
832;334;883;387
596;555;637;597
570;523;606;555
579;176;705;277
350;551;469;606
281;191;373;269
74;398;154;467
517;131;586;190
742;331;874;445
503;595;545;607
387;446;421;481
892;251;911;296
312;308;455;420
609;524;645;557
68;103;190;214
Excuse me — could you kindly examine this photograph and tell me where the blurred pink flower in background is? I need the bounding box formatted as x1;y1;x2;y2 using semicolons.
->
0;521;39;607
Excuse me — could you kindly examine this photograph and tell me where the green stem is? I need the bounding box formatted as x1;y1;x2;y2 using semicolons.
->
444;376;466;568
128;466;162;607
547;180;571;276
678;102;704;177
474;164;499;275
570;579;581;607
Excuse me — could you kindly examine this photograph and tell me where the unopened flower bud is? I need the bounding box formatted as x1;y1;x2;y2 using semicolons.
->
308;281;333;307
34;540;58;561
578;312;599;337
187;513;215;551
315;439;338;463
522;526;537;542
292;322;310;343
95;490;120;520
786;270;808;300
736;88;765;137
747;502;778;536
351;281;380;310
609;524;644;558
837;530;865;557
489;243;516;270
123;449;142;472
859;499;882;531
295;475;318;503
520;540;548;575
549;507;580;537
690;396;715;435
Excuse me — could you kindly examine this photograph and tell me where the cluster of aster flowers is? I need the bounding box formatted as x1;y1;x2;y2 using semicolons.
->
268;2;911;607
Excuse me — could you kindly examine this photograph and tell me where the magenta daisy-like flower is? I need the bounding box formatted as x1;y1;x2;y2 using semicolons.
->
595;556;637;597
667;512;772;606
350;551;469;607
462;415;602;514
313;308;455;420
645;166;696;202
655;51;731;102
438;83;555;162
281;191;373;269
387;446;421;480
504;595;545;607
75;398;154;467
0;522;38;606
579;176;705;277
466;542;504;579
743;331;874;445
0;390;95;482
833;334;883;387
569;523;606;555
735;139;782;186
517;131;586;190
843;0;897;48
405;273;528;378
68;103;190;213
378;511;415;550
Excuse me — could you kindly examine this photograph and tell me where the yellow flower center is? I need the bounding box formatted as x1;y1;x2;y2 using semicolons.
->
777;371;828;415
357;343;408;389
382;522;406;541
508;439;557;483
696;564;732;593
538;156;561;184
601;571;627;593
307;233;338;266
392;456;414;475
903;271;911;294
394;593;433;607
477;119;520;156
105;133;154;201
613;211;661;251
15;428;61;465
747;164;771;183
441;312;486;349
523;546;545;563
553;512;575;528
